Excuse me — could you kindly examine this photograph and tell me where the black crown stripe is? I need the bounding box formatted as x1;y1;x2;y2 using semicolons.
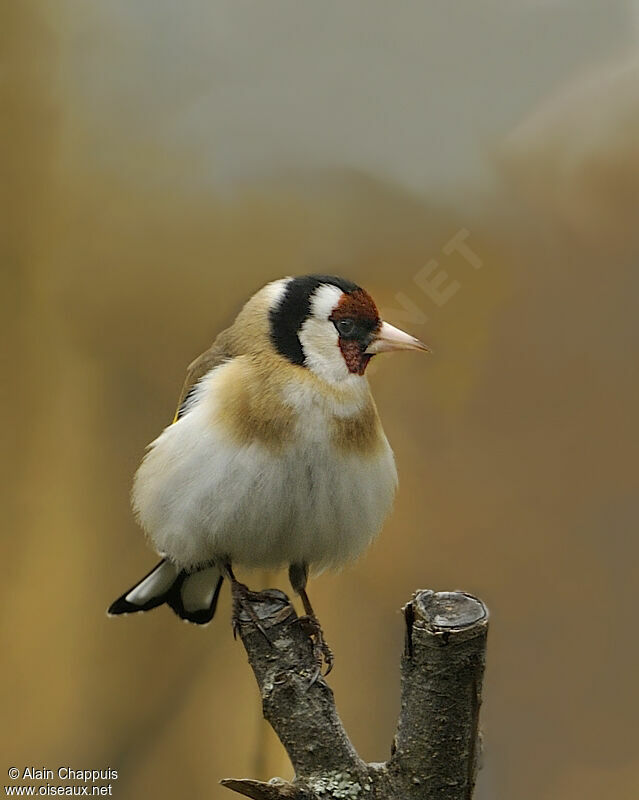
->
269;274;360;366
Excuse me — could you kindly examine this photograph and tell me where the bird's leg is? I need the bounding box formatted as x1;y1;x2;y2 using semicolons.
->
222;563;272;644
288;563;334;678
299;588;334;678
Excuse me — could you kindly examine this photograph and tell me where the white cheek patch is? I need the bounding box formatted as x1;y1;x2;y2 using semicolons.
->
299;284;350;384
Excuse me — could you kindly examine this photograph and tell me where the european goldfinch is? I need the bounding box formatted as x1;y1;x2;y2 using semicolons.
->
109;275;428;668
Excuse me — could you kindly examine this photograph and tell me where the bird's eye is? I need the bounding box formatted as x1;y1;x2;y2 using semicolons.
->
335;318;355;336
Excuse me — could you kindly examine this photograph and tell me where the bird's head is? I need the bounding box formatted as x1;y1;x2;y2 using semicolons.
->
268;275;429;384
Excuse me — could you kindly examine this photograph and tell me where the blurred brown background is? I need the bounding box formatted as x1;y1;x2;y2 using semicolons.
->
3;2;639;799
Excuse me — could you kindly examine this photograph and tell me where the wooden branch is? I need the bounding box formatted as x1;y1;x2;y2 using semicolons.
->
390;591;488;798
222;587;489;800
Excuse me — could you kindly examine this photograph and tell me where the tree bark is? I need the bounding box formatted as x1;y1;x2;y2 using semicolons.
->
221;587;488;800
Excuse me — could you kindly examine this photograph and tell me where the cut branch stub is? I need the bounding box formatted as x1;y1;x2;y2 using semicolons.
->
392;590;489;799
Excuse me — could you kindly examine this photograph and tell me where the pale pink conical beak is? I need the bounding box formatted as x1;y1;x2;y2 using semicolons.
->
365;321;431;354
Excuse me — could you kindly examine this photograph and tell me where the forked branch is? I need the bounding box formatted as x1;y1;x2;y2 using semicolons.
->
221;587;488;800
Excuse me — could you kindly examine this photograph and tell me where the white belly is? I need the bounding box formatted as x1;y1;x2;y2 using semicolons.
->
132;395;397;571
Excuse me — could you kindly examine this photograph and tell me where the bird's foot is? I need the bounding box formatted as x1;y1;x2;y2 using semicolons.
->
296;614;334;682
230;580;273;645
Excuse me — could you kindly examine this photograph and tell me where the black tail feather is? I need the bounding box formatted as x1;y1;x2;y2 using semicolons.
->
108;560;224;626
167;570;224;625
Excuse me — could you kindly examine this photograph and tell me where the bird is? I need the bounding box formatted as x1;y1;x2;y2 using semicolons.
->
108;274;429;671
